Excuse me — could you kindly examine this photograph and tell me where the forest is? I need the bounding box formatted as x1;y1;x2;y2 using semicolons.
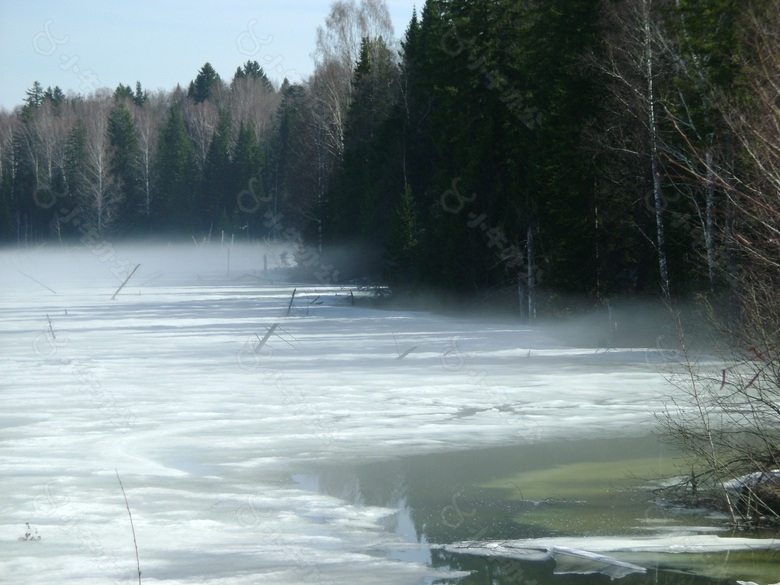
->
1;0;778;316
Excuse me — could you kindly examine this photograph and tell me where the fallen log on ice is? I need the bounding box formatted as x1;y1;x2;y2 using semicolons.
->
441;534;780;580
441;540;646;579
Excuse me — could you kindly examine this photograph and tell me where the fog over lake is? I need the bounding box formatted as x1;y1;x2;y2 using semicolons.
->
1;243;777;585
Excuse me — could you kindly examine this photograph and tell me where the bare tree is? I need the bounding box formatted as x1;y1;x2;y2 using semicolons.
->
308;60;352;165
658;304;780;526
658;0;780;527
314;0;393;72
16;100;71;197
34;101;70;190
229;76;281;143
309;0;395;162
598;0;672;296
132;93;165;217
182;99;219;171
723;8;780;270
0;111;21;183
72;97;120;232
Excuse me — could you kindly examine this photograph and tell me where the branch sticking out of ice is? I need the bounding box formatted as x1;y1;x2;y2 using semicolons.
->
111;264;140;300
17;270;57;294
255;323;279;352
396;346;417;360
286;288;296;316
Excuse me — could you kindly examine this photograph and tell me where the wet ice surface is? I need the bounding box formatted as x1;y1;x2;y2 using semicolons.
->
0;245;730;584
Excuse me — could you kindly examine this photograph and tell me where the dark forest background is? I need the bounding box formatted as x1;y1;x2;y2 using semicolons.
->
2;0;778;316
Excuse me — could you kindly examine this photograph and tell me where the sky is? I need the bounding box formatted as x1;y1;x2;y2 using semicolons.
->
0;0;419;112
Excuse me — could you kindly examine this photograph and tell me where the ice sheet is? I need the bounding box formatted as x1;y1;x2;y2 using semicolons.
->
0;245;726;584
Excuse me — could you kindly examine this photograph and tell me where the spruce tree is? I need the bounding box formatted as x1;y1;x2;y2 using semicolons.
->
230;121;263;234
203;109;233;221
108;102;143;231
153;105;199;231
188;63;221;104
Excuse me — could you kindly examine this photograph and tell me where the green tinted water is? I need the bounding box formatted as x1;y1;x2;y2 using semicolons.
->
300;435;780;584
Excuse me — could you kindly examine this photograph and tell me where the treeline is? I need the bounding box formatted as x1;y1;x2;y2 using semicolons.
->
1;0;777;308
0;61;282;243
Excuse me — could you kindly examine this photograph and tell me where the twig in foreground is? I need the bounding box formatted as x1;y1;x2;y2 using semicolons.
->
116;470;141;585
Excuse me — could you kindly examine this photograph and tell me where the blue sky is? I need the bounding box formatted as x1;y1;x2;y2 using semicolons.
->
0;0;418;111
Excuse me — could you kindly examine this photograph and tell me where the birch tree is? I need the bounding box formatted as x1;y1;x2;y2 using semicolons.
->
132;93;164;218
654;0;745;294
16;99;71;201
659;1;780;526
182;99;218;172
228;74;281;143
72;98;119;232
600;0;673;296
310;0;394;163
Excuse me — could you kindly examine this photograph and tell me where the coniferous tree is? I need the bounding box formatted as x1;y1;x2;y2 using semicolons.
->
188;63;222;104
64;119;87;215
230;121;264;234
3;1;774;311
202;109;233;222
233;61;274;93
21;82;45;121
329;35;399;244
153;104;199;231
0;166;12;240
384;183;421;287
43;86;65;107
11;123;40;241
133;82;148;107
511;0;603;295
114;84;135;101
0;115;16;240
108;102;143;231
267;80;329;236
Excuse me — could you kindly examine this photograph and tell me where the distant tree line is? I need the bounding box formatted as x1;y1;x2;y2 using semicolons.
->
0;60;281;244
1;0;778;310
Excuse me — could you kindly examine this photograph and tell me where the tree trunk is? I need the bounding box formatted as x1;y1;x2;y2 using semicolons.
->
527;224;536;322
518;274;527;320
644;0;669;297
705;148;717;291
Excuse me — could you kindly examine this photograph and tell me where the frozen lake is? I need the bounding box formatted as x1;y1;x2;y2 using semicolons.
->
1;244;777;584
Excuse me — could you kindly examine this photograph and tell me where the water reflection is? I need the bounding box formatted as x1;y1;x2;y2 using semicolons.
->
293;437;772;584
